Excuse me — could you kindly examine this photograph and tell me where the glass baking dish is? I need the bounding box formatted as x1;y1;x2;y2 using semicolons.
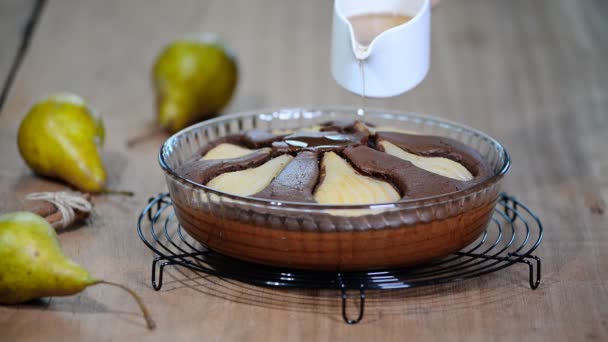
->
159;108;510;270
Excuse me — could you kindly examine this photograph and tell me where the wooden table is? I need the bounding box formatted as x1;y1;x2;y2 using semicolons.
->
1;0;606;340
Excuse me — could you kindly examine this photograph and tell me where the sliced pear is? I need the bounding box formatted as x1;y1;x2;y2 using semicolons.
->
272;125;322;135
314;152;399;205
271;129;295;135
300;125;322;132
379;140;473;181
206;154;293;196
370;126;419;135
202;143;267;160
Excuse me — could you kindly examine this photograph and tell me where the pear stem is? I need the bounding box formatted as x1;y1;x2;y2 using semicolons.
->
100;189;134;196
126;127;167;148
93;280;156;330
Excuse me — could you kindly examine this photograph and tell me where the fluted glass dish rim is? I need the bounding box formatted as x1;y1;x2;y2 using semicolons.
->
159;107;510;210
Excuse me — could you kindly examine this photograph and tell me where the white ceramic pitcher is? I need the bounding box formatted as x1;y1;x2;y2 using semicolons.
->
331;0;431;98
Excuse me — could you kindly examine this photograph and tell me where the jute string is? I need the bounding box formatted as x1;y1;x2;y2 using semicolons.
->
25;192;92;229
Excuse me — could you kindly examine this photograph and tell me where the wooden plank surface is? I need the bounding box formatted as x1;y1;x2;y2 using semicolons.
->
0;0;40;108
0;0;606;340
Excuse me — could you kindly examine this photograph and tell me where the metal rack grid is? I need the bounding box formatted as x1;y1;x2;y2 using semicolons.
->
137;193;543;324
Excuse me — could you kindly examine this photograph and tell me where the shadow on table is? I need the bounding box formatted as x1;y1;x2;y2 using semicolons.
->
10;295;149;329
155;263;546;323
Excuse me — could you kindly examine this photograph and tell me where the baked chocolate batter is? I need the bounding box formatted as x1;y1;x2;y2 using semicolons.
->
176;121;491;202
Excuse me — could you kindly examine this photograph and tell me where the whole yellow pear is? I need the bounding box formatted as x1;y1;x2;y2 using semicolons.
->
153;33;238;133
17;93;107;193
0;211;95;304
0;211;155;329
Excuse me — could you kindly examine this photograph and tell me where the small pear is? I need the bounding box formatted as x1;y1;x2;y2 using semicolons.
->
153;33;238;133
206;154;293;196
379;140;473;181
0;211;155;329
0;211;94;303
17;93;109;193
314;152;400;205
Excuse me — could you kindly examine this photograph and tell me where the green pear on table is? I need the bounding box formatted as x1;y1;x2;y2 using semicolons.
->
153;34;238;133
0;211;93;303
0;211;155;329
17;93;104;193
17;93;131;195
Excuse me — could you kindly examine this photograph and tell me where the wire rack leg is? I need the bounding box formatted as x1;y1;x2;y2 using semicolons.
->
501;193;519;223
147;195;168;222
340;283;366;324
522;255;541;289
151;257;175;291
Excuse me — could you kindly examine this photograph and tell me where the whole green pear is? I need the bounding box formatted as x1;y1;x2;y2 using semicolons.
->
153;34;238;133
0;211;155;329
0;211;95;303
17;93;107;193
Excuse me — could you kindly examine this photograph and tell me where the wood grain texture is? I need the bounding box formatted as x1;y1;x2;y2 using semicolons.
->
0;0;39;108
0;0;606;340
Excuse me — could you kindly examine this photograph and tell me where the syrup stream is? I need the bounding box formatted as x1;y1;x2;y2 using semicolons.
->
357;59;366;117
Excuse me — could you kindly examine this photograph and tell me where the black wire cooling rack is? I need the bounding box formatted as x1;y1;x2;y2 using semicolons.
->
137;192;543;324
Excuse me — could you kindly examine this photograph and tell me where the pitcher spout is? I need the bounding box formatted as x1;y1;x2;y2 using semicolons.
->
352;39;372;60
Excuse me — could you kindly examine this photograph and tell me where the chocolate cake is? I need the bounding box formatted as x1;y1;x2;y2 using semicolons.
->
175;120;491;205
162;116;506;270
